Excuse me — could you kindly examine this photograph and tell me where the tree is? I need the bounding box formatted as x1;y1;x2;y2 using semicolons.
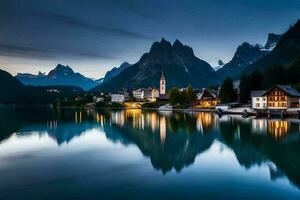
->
169;87;180;105
239;73;249;103
220;78;236;103
185;85;197;105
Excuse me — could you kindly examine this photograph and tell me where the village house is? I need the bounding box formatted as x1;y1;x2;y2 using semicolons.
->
111;94;125;103
132;88;145;100
251;85;300;110
195;88;220;108
251;90;267;110
93;93;111;103
264;85;300;109
132;87;159;101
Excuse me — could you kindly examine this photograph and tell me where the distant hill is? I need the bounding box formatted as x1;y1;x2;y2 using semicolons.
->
0;69;24;101
217;33;281;80
92;38;219;92
244;20;300;74
0;69;83;104
6;85;83;105
16;64;97;90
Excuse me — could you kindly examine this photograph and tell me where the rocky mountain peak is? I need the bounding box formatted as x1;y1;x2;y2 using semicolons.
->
173;39;184;48
264;33;282;49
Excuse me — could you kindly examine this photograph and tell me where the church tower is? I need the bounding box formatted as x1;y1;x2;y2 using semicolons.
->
160;69;166;95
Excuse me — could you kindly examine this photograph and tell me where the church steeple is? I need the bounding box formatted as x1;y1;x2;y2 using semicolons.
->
160;67;166;95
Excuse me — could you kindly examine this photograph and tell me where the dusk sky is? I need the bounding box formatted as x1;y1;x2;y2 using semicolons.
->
1;0;300;79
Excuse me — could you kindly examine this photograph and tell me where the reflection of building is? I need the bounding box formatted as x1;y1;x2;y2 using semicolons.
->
251;90;267;110
195;88;220;108
268;120;289;139
111;94;125;103
196;112;215;132
251;119;267;133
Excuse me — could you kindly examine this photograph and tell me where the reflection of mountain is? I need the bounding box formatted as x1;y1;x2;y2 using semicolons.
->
105;119;217;173
219;117;300;187
1;108;300;188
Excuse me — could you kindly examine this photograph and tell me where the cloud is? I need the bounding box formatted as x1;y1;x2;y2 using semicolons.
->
0;43;115;60
29;10;154;40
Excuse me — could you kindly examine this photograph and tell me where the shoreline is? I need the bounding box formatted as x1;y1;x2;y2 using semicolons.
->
2;104;300;119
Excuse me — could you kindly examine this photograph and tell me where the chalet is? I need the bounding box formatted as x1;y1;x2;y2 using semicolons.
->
264;85;300;109
251;90;267;110
195;88;220;108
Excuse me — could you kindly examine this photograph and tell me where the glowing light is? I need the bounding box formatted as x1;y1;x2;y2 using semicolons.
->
160;116;166;144
268;120;288;139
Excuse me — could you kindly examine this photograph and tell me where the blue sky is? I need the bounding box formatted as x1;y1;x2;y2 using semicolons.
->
0;0;300;79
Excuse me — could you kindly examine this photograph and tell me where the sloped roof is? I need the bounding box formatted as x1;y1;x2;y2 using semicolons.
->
264;85;300;97
250;90;266;97
197;88;218;100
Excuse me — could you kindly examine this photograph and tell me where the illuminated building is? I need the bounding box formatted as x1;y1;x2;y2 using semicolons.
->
195;88;220;108
251;85;300;110
160;70;166;95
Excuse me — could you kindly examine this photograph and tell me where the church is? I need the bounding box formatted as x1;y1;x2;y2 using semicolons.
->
158;69;169;100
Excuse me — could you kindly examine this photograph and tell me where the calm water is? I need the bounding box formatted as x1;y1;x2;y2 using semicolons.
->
0;107;300;200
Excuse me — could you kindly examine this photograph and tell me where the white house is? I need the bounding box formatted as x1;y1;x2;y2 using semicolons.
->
133;89;144;100
111;94;125;103
251;90;267;109
132;87;159;101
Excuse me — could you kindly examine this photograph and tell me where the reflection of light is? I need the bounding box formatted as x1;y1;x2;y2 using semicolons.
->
96;113;104;127
123;102;142;109
125;109;142;129
160;116;166;144
251;119;267;133
196;112;213;133
111;111;125;127
79;111;82;123
268;120;288;139
75;111;77;123
47;120;58;129
74;111;83;123
151;113;158;132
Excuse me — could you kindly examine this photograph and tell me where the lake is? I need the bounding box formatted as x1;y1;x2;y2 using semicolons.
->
0;107;300;199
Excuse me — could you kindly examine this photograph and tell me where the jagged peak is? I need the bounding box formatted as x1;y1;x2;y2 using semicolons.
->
149;38;172;53
160;38;172;48
173;39;184;48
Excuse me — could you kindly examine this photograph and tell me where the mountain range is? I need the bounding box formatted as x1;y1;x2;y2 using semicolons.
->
0;69;83;104
216;33;282;79
16;64;97;90
2;19;300;97
92;38;219;92
244;20;300;74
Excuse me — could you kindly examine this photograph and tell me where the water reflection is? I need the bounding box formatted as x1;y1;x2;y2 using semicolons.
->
1;108;300;190
268;120;289;139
